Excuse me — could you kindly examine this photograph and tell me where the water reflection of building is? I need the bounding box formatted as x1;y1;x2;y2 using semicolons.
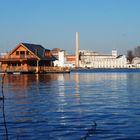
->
74;73;80;98
73;73;127;83
3;74;60;93
57;74;66;113
58;74;65;95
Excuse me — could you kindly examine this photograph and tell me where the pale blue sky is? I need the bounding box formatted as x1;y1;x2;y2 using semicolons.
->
0;0;140;54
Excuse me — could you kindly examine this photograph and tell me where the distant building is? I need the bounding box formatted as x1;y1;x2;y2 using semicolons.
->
132;57;140;68
0;53;8;58
0;53;8;65
79;49;128;68
52;48;75;68
53;50;66;67
51;48;61;60
65;54;76;68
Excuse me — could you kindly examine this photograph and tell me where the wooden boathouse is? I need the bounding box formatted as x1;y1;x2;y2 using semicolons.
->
0;43;70;74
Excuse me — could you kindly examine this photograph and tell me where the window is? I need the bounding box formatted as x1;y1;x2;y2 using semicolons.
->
20;51;25;55
16;51;19;55
12;63;16;66
26;51;29;55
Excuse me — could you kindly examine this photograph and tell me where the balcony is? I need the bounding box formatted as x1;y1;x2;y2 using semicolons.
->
0;55;37;62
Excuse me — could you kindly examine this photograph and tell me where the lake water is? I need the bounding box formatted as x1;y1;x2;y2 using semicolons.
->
0;72;140;140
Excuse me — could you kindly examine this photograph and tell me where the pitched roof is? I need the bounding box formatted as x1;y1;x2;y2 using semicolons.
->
6;42;56;61
22;43;49;59
20;43;56;61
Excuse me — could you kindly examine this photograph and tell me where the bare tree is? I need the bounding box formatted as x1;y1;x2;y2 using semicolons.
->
127;50;134;63
134;46;140;57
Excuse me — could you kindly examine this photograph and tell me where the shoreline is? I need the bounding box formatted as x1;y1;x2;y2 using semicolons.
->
71;68;140;73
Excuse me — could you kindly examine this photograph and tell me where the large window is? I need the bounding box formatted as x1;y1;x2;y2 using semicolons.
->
20;51;25;55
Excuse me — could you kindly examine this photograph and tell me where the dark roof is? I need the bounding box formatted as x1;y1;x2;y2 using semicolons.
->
117;55;123;58
21;43;56;61
22;43;49;59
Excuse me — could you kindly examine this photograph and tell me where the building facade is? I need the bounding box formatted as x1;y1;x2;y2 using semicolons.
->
52;50;75;68
0;43;55;73
53;50;66;67
65;54;76;68
79;49;128;68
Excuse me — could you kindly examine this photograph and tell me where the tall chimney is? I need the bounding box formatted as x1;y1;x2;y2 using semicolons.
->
75;32;79;67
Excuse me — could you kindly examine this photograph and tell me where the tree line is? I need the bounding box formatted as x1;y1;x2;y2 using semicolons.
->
127;46;140;63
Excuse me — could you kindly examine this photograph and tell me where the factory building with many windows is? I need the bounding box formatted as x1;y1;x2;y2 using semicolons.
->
79;49;128;68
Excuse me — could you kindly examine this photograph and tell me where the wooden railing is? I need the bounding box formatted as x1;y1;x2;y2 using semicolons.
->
0;55;37;59
5;66;28;72
44;66;70;71
0;66;70;72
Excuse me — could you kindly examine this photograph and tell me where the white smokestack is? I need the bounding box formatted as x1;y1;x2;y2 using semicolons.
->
75;32;79;67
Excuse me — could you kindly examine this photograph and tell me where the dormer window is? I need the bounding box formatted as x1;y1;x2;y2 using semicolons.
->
44;50;51;57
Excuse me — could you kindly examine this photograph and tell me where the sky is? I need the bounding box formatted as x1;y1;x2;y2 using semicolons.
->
0;0;140;55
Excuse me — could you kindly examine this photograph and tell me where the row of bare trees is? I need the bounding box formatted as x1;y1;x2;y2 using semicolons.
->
127;46;140;63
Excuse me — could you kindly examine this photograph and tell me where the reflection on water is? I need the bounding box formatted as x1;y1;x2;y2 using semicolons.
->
0;73;140;139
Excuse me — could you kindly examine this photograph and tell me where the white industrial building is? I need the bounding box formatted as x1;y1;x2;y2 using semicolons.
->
52;32;130;69
53;50;75;68
79;49;128;68
52;48;129;69
53;50;66;67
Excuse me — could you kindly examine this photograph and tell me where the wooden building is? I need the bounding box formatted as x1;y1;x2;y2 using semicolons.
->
0;43;56;73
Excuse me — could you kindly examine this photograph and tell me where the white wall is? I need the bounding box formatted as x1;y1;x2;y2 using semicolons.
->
79;50;128;68
53;51;65;67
